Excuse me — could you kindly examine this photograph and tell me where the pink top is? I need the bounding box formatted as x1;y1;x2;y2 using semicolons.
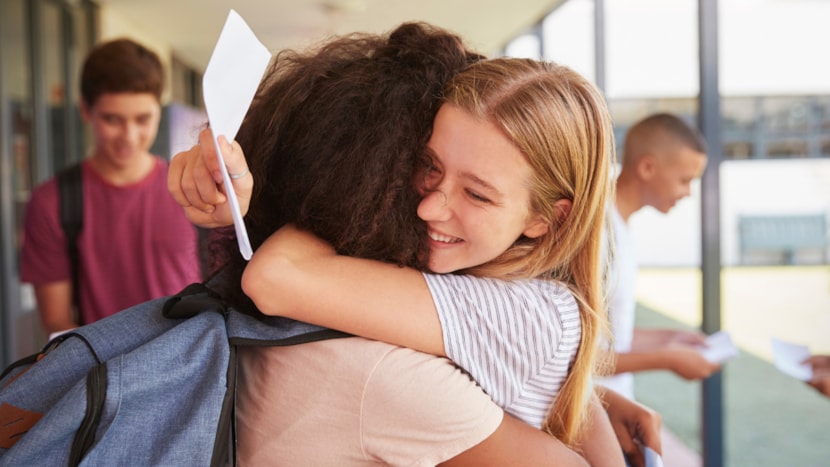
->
21;158;202;324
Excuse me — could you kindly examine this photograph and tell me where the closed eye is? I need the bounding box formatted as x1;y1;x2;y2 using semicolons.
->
466;189;492;204
418;150;443;191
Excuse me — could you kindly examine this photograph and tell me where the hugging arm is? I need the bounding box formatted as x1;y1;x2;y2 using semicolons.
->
242;224;447;356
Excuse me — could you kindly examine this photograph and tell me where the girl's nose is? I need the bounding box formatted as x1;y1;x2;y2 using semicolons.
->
417;190;451;222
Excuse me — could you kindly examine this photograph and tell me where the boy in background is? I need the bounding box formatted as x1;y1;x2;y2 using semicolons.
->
602;112;717;466
21;38;202;334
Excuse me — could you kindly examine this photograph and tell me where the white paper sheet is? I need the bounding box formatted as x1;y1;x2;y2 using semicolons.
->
771;337;813;381
643;445;664;467
202;9;271;260
699;330;739;363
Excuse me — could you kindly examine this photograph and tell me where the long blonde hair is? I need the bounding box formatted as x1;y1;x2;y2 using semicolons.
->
446;57;615;445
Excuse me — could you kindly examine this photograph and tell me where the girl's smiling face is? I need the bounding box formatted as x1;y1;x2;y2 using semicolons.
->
417;104;548;274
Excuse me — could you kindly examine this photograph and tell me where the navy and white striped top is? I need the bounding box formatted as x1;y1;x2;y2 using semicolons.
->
423;273;581;429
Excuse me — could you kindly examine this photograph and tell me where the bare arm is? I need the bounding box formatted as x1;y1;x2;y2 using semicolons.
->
33;281;77;334
441;413;589;467
242;224;446;356
613;349;720;380
630;328;706;350
614;328;720;380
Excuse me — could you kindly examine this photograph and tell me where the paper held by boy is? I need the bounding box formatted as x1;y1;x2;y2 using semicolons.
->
698;330;739;364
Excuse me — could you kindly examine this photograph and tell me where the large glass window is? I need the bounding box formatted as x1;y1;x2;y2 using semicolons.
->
541;0;595;82
722;97;757;159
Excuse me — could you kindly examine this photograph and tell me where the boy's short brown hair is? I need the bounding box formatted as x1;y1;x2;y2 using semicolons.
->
80;38;164;107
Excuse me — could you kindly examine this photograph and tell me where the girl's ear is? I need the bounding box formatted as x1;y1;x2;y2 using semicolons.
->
553;198;572;224
524;198;571;239
523;218;548;239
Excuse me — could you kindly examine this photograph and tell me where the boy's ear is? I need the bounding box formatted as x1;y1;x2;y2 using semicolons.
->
637;154;657;180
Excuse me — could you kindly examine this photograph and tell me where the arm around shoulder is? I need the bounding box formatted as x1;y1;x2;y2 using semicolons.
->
242;224;446;356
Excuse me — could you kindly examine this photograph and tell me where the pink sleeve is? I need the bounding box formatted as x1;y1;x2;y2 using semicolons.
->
20;179;71;284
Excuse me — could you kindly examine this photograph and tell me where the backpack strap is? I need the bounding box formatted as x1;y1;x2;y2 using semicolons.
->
57;162;84;325
162;282;226;319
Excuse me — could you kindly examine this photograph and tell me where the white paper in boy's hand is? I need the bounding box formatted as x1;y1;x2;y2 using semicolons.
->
643;446;664;467
699;330;739;363
202;9;271;260
771;337;813;381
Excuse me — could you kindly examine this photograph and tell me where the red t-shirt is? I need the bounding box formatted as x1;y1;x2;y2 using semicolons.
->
21;158;202;324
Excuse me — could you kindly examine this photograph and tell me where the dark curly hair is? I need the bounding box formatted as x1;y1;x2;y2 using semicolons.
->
208;22;482;313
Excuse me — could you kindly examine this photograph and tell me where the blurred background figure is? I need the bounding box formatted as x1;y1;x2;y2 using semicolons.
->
19;38;202;336
600;112;714;467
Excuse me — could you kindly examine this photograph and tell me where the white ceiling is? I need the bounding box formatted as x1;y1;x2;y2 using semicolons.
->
93;0;565;72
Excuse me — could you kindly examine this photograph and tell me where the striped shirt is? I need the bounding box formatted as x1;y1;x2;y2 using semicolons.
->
423;273;581;429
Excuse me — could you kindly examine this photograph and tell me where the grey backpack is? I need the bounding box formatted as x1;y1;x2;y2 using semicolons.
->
0;282;346;466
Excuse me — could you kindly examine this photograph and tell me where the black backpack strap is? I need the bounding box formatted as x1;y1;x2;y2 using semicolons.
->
57;162;84;325
162;282;227;319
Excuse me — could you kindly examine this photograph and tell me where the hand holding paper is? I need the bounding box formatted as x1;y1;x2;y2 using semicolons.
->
643;445;664;467
771;338;813;381
202;9;271;260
